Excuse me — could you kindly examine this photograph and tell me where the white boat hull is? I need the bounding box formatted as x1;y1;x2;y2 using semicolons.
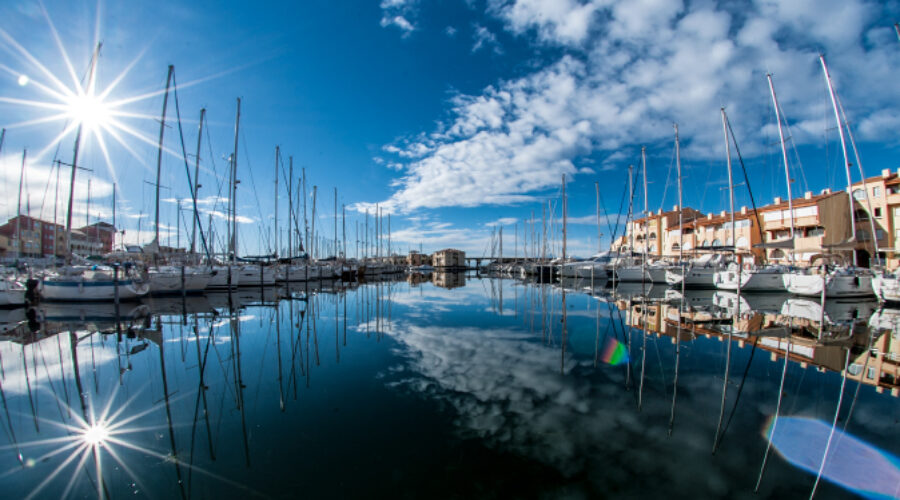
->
872;274;900;303
714;268;787;292
236;265;276;286
148;268;212;294
206;266;239;288
40;277;150;302
276;265;309;282
783;273;874;297
665;267;718;288
0;280;26;307
561;263;608;279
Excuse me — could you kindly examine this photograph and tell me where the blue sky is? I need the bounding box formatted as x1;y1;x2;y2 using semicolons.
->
0;0;898;258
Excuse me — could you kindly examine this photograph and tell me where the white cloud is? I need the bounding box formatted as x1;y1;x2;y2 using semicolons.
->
485;217;518;227
472;24;502;54
366;0;900;214
381;15;414;33
488;0;604;46
380;0;417;34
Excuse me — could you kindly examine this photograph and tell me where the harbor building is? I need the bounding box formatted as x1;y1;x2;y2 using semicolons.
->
614;167;900;269
0;215;115;258
665;207;764;262
756;189;853;266
407;250;429;267
432;248;466;269
612;206;702;257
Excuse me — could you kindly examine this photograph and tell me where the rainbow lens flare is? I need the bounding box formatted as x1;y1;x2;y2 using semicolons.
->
601;338;629;366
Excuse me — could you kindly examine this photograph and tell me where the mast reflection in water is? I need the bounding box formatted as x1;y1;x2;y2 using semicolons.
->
0;273;898;498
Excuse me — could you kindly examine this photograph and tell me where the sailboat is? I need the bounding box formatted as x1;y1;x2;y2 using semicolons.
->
0;268;26;307
668;110;739;288
39;46;150;302
715;74;796;293
615;153;671;283
783;56;875;298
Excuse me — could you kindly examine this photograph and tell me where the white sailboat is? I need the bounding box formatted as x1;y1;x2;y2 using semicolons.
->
147;265;214;295
783;267;873;297
716;75;796;293
41;266;149;301
39;47;150;302
783;56;879;298
0;276;26;307
665;254;727;288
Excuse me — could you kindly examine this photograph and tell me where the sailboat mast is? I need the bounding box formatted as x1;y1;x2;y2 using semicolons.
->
154;65;175;247
628;165;634;255
595;182;601;253
302;168;308;253
288;157;293;258
16;150;25;259
274;146;279;258
191;108;205;255
112;182;116;250
766;74;798;264
230;98;241;262
562;174;567;263
675;124;683;263
820;55;864;266
334;187;338;258
65;43;101;261
721;109;736;252
642;147;648;263
311;186;317;260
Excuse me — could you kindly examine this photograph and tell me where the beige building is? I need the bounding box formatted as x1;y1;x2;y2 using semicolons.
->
433;271;466;289
407;250;429;267
847;168;897;268
665;207;764;261
756;189;854;266
612;206;703;257
432;248;465;268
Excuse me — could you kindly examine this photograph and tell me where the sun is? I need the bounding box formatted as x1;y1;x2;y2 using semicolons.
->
81;422;110;446
65;92;111;133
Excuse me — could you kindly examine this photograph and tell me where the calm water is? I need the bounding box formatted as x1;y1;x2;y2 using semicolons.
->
0;274;898;499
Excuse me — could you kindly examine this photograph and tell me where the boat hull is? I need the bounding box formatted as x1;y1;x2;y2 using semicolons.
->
40;278;150;302
665;267;718;288
236;265;277;286
783;273;874;298
714;269;787;292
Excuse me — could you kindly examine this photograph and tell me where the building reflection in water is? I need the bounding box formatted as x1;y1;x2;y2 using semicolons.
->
0;273;897;498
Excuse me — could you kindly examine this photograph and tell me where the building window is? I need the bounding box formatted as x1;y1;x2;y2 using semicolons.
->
890;185;900;195
806;226;825;237
874;207;882;218
873;186;882;198
877;229;886;240
852;189;866;200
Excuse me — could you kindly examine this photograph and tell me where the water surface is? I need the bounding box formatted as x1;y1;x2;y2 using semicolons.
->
0;274;898;499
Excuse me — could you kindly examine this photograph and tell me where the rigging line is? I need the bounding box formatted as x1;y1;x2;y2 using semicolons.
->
776;98;810;196
659;141;676;213
609;168;631;245
37;159;55;222
725;114;767;260
171;71;212;261
239;131;272;254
